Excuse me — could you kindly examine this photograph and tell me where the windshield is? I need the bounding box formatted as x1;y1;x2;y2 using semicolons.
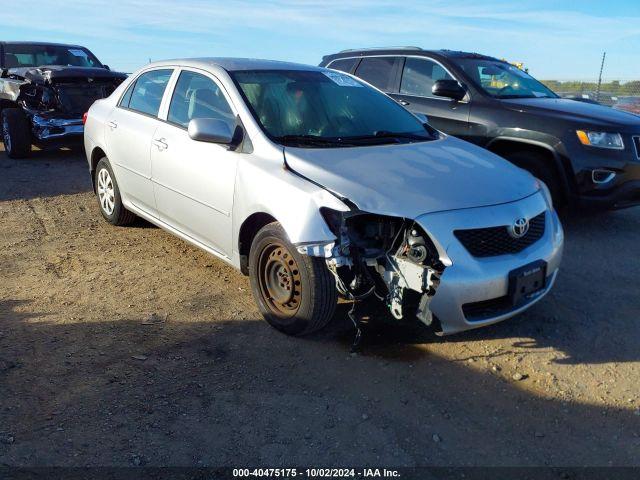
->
457;59;557;99
231;69;435;147
3;44;103;69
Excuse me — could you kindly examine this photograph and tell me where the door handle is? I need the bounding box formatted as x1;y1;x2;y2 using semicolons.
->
153;138;168;151
107;121;118;130
398;100;410;106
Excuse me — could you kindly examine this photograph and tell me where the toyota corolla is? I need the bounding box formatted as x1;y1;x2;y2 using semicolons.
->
83;58;564;336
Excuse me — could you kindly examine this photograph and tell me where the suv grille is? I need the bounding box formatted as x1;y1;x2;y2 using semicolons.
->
454;212;546;257
633;136;640;160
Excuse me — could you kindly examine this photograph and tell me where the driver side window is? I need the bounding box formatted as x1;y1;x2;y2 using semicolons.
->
400;57;454;98
167;70;235;130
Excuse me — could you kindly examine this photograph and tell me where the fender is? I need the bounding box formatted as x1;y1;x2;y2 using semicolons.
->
486;133;574;194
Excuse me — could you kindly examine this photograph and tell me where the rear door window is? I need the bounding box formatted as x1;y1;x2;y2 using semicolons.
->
354;57;400;92
400;57;454;98
327;58;359;74
125;69;173;117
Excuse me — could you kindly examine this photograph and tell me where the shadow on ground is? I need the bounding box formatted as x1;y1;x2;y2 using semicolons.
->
0;299;638;467
0;149;92;202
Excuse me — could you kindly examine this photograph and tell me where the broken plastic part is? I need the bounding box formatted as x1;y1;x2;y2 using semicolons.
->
321;209;445;329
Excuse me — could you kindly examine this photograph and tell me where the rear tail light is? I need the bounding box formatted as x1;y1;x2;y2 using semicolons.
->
82;112;88;125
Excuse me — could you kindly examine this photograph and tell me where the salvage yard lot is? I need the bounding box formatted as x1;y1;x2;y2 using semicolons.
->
1;146;639;467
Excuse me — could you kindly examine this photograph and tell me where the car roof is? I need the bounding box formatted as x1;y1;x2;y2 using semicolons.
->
1;41;88;49
322;48;502;63
146;57;321;73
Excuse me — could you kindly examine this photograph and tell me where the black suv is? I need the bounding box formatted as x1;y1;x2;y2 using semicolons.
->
0;41;127;158
320;48;640;209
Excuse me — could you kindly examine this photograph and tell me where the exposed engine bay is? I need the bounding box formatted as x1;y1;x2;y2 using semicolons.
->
317;208;445;328
0;66;126;143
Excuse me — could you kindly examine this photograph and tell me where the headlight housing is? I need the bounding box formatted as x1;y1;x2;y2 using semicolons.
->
576;130;624;150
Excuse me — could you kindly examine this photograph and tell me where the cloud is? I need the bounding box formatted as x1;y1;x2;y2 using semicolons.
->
3;0;639;78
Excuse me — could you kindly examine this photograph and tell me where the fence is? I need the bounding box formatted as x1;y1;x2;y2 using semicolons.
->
541;79;640;112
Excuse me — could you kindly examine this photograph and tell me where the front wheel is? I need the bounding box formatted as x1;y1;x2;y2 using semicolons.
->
1;108;32;159
504;150;564;207
249;222;337;336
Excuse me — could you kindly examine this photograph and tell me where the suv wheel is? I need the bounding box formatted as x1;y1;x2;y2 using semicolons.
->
95;157;136;226
249;222;337;336
1;108;32;159
504;150;564;206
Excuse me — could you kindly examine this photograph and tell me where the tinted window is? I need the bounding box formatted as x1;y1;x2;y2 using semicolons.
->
354;57;398;91
327;58;358;73
400;57;454;97
127;69;173;117
232;70;434;147
167;71;235;129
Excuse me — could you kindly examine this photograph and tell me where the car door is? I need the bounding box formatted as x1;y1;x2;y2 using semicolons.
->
105;68;174;217
150;68;239;258
392;57;471;140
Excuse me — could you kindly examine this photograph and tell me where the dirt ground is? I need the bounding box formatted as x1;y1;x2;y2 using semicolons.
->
0;146;639;468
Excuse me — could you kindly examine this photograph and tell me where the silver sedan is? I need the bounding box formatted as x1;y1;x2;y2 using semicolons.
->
84;58;563;336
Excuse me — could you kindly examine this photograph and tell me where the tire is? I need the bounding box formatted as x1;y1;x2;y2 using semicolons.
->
1;108;32;159
249;222;337;336
94;157;136;226
504;150;564;206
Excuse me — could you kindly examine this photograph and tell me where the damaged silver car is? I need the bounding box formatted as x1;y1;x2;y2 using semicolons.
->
84;59;564;337
0;42;127;158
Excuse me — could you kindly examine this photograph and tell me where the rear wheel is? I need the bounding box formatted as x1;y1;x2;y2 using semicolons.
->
504;150;564;206
95;157;136;226
1;108;32;159
249;222;337;336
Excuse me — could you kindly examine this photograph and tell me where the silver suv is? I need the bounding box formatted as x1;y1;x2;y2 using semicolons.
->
83;58;564;336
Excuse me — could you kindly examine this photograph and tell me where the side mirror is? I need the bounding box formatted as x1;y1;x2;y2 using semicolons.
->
432;79;466;101
103;65;111;71
188;118;234;145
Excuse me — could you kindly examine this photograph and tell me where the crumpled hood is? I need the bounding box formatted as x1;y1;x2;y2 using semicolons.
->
284;135;540;218
502;97;640;128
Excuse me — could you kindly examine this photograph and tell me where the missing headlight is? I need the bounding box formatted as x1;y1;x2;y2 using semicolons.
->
322;209;444;331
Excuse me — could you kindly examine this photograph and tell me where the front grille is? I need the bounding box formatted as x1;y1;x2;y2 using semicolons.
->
454;212;546;258
633;136;640;160
55;83;116;115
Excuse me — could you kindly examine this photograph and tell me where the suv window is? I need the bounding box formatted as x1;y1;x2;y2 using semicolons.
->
327;58;358;74
354;57;399;91
400;57;454;98
124;69;173;117
167;70;235;129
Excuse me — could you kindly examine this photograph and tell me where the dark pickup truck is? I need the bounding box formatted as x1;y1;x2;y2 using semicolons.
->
0;41;127;158
320;48;640;209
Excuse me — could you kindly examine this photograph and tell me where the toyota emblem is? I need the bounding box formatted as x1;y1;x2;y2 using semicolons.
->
510;217;529;238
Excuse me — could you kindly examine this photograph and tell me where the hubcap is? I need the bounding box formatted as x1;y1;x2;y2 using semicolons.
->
257;242;302;317
97;168;115;215
2;119;11;152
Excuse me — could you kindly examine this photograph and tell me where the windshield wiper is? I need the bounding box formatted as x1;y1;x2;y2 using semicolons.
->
341;130;432;144
275;134;348;147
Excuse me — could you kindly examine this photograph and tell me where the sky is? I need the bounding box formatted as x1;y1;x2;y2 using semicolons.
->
2;0;639;80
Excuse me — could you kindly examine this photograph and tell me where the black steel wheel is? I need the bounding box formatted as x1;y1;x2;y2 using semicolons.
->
249;222;337;336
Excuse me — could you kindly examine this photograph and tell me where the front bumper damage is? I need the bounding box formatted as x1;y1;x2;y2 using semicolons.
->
28;110;84;143
297;210;446;331
297;191;564;336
